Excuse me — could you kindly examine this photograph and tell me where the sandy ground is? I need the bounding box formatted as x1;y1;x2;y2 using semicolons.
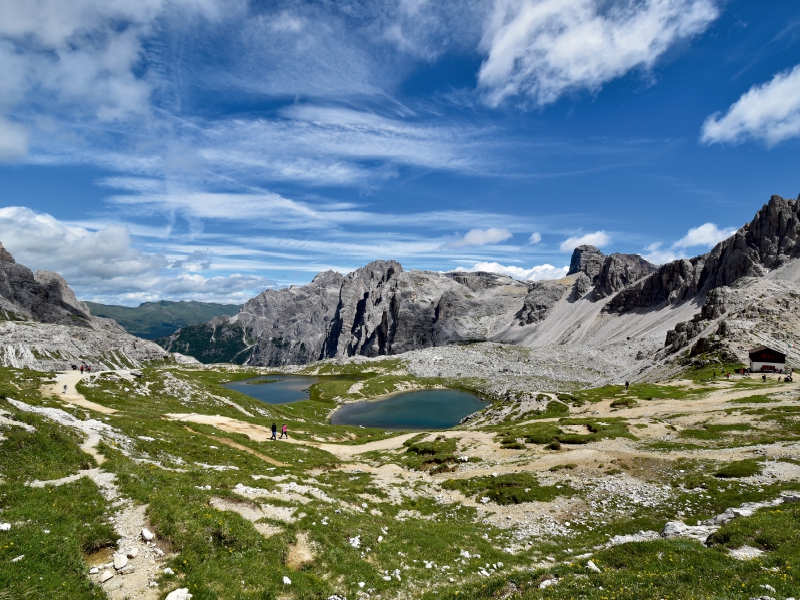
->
41;370;118;414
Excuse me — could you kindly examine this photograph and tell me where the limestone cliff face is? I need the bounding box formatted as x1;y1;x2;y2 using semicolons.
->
158;195;800;367
160;263;533;366
0;242;169;370
566;245;657;300
608;195;800;313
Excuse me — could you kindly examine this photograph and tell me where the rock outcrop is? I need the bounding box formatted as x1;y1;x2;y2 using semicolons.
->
608;195;800;312
0;242;170;370
159;263;534;366
567;245;657;300
158;194;800;370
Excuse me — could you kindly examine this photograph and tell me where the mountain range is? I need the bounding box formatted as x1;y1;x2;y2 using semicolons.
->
155;194;800;373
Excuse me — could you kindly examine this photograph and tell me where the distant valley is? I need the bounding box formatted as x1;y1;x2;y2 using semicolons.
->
85;300;241;339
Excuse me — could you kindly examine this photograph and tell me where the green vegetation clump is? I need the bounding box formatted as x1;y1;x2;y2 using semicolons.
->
442;473;575;505
679;423;752;441
610;397;637;409
402;436;458;472
714;459;762;479
522;417;633;446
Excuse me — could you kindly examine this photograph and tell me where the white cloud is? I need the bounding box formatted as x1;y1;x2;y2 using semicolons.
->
478;0;718;106
0;117;28;161
643;222;737;264
528;232;542;244
559;230;610;252
457;261;568;281
0;206;272;304
701;64;800;145
641;241;682;265
446;227;513;248
673;222;737;248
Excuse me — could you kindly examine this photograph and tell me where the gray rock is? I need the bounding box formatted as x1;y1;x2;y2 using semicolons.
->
586;560;601;573
125;547;138;559
568;245;605;281
113;554;128;570
165;589;192;600
141;528;155;542
609;194;800;312
519;282;567;324
99;570;114;582
660;520;716;543
0;242;170;371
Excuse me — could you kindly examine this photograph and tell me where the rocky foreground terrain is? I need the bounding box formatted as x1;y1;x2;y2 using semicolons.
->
0;242;174;370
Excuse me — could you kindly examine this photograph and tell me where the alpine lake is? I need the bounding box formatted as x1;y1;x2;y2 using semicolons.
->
223;375;486;430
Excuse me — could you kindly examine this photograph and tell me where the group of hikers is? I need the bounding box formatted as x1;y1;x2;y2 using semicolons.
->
712;368;793;383
70;364;93;373
270;422;288;440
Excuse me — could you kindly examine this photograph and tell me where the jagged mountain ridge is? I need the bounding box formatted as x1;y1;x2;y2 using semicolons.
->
158;194;800;369
157;244;660;366
0;242;171;370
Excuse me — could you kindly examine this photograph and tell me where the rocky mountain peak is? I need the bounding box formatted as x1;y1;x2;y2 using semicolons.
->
566;245;657;300
0;241;15;263
607;194;800;313
567;245;605;281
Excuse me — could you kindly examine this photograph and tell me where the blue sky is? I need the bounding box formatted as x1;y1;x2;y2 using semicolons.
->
0;0;799;305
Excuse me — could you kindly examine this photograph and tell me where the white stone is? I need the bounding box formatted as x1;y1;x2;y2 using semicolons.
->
113;554;128;570
0;523;10;531
141;528;155;541
165;589;192;600
539;578;556;589
164;567;175;575
729;545;764;560
283;576;291;585
125;547;138;559
89;567;99;574
358;582;365;588
11;555;24;563
586;560;601;573
99;570;114;583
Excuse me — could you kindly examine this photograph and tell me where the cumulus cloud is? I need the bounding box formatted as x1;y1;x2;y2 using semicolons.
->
528;232;542;244
701;64;800;145
673;222;737;248
446;227;513;248
457;261;568;281
0;206;272;304
478;0;718;106
559;230;610;252
642;222;736;264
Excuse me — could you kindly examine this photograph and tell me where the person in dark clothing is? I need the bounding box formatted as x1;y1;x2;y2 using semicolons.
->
624;381;629;391
271;423;277;441
280;424;288;439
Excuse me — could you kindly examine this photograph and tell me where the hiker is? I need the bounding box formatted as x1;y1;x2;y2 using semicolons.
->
80;365;84;374
713;371;716;379
280;423;288;439
625;381;629;391
762;374;767;382
63;384;67;394
271;423;277;441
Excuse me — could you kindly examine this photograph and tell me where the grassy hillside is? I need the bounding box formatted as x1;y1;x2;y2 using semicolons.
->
2;358;799;600
85;300;240;339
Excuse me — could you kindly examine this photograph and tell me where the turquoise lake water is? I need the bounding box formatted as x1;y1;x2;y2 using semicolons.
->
222;376;324;404
330;389;487;430
224;376;486;429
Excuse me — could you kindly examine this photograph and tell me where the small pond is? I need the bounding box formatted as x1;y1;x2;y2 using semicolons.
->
330;389;487;430
222;375;324;404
